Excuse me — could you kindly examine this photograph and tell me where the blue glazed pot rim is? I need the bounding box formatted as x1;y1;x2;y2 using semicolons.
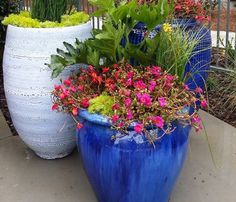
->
78;108;190;131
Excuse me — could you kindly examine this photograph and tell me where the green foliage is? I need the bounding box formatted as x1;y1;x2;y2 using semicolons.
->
31;0;67;22
2;11;89;28
206;74;219;91
88;94;115;116
49;0;175;77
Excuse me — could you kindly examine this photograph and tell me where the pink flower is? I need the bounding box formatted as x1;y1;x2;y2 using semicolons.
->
118;122;124;127
195;87;203;94
183;84;189;91
154;116;164;128
137;93;152;107
124;98;132;107
77;123;83;130
81;98;90;108
111;114;119;123
148;80;157;92
165;74;175;83
102;67;109;73
78;85;84;91
59;93;66;99
123;90;131;97
112;103;120;110
126;78;132;87
126;110;133;120
191;116;201;124
63;79;71;87
51;104;58;110
134;80;147;90
175;4;182;10
134;123;143;133
201;99;208;108
127;71;134;79
70;86;77;93
72;108;78;116
158;97;167;107
149;66;161;77
54;85;61;91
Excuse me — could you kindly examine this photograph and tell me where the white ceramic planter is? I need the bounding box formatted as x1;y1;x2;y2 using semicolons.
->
3;22;92;159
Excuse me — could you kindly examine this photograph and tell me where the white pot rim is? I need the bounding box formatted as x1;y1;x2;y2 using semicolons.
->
7;20;92;31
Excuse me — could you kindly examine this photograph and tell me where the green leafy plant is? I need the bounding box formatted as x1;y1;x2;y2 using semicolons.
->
49;0;200;80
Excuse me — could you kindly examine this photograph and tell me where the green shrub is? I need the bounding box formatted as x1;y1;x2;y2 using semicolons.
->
2;11;90;28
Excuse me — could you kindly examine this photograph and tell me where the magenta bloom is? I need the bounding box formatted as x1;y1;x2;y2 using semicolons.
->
158;97;167;107
77;123;83;129
127;71;134;79
137;93;152;107
165;75;175;83
51;104;58;111
78;85;84;91
112;103;120;110
70;86;77;93
111;114;120;123
201;99;208;108
183;84;189;91
124;98;132;107
148;80;157;92
54;85;61;91
149;66;161;77
63;79;71;87
134;80;147;90
155;116;164;128
126;110;133;120
134;123;143;133
194;87;203;94
126;78;132;86
191;116;201;124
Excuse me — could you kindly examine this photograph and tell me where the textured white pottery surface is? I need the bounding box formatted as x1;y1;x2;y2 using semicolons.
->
3;22;92;159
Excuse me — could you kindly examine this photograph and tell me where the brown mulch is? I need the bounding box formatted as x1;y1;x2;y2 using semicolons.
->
211;4;236;32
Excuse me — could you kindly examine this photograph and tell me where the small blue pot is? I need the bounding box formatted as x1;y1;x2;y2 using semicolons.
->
77;110;191;202
128;19;212;91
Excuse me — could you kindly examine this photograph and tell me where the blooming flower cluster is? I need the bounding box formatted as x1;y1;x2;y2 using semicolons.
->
52;63;207;142
174;0;216;22
124;0;216;23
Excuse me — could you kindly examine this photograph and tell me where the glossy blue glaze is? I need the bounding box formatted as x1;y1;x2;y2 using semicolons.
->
77;110;191;202
128;19;212;91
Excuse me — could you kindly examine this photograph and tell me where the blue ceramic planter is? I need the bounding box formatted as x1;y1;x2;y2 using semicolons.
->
128;19;212;91
77;110;191;202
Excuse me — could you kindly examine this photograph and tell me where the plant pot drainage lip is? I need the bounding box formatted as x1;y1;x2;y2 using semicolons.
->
7;20;91;31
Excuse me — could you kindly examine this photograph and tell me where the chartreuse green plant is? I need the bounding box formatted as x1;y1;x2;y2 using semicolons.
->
2;11;89;28
49;0;200;80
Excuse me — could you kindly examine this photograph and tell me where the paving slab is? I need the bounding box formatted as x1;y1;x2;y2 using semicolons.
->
0;111;236;202
0;110;12;140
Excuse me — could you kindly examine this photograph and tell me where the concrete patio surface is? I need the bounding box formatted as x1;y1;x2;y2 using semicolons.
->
0;110;236;202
